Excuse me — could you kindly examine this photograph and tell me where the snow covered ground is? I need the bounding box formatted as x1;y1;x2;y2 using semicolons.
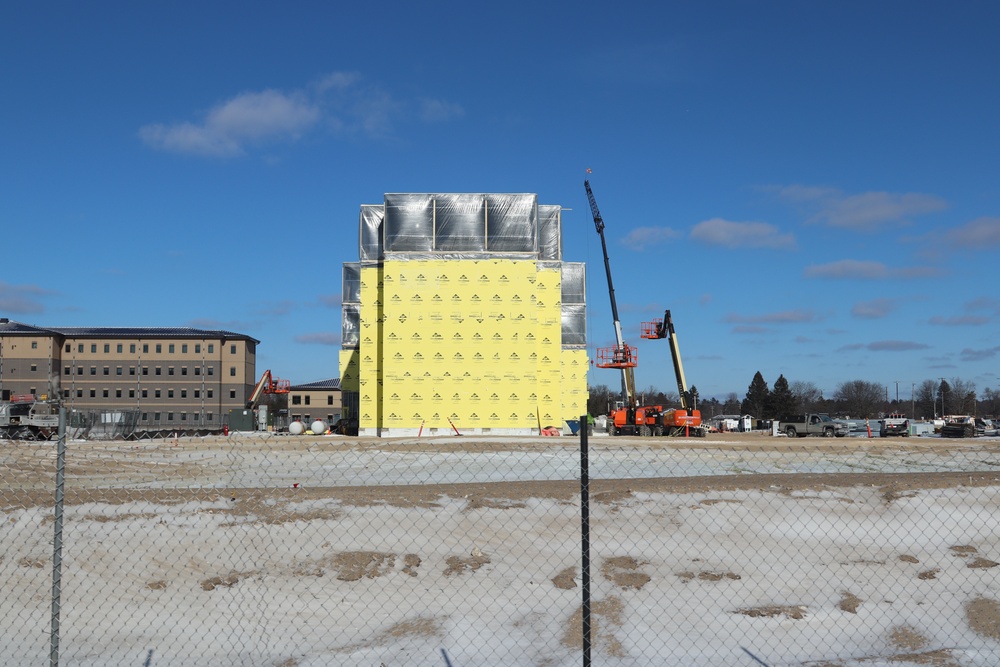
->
2;433;1000;666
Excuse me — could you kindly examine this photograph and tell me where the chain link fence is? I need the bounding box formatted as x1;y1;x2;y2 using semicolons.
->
3;424;1000;666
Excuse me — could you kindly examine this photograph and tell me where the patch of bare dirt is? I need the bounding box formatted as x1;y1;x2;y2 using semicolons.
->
918;568;940;580
444;548;490;576
966;597;1000;640
552;567;577;590
200;571;250;591
967;557;999;569
838;591;862;613
601;556;650;590
146;580;167;590
562;596;626;658
890;626;928;651
735;605;807;620
949;545;979;555
677;570;741;583
338;615;444;653
331;551;396;581
899;554;920;563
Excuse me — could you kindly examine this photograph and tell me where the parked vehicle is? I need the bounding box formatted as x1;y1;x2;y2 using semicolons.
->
879;413;910;437
940;415;975;438
779;413;850;438
0;394;60;440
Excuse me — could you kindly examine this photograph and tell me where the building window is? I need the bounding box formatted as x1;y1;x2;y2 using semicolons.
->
30;364;37;371
168;367;174;376
208;344;214;353
328;396;333;405
230;344;236;354
77;367;83;375
207;367;214;376
30;387;36;395
142;413;147;421
168;412;174;421
116;389;122;398
155;390;161;398
195;344;201;353
31;341;38;349
229;367;236;376
142;390;148;398
207;390;213;399
305;396;311;405
207;412;213;421
194;367;201;376
292;396;301;405
182;344;188;353
143;344;148;353
181;367;187;376
154;412;161;421
168;390;174;398
142;367;148;376
229;390;236;399
116;367;122;376
65;344;71;352
129;390;135;399
77;390;83;398
89;390;96;398
130;367;136;376
63;390;69;398
181;390;187;398
181;412;186;421
103;367;109;376
169;344;175;353
194;390;200;398
103;390;109;398
156;344;162;353
78;344;84;352
117;344;123;353
155;367;162;376
131;344;136;353
104;344;110;353
90;367;96;375
91;344;97;353
64;367;70;375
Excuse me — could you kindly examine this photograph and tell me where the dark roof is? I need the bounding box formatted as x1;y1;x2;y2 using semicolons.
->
290;378;341;391
0;319;259;344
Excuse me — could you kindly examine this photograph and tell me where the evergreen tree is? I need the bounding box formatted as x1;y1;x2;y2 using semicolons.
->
767;375;796;418
740;371;769;418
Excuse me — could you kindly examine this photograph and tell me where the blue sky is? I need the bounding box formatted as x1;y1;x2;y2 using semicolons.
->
2;1;999;401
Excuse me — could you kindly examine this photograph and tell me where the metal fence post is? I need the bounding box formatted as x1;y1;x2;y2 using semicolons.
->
579;415;591;667
50;407;67;667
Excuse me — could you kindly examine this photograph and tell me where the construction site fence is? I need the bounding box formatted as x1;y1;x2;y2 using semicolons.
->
2;424;1000;666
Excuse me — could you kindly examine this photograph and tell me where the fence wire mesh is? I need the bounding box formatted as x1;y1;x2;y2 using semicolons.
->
2;428;1000;666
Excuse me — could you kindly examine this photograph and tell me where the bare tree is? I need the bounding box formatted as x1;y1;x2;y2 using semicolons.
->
833;380;885;418
915;379;937;419
790;380;822;413
949;377;976;415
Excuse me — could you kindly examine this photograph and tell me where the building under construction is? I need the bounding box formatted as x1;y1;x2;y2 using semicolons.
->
339;193;587;437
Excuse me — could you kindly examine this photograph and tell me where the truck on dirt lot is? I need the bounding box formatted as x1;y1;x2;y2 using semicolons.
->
0;394;60;440
779;413;850;438
879;413;910;437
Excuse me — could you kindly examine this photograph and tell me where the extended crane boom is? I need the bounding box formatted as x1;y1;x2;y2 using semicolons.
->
585;179;637;417
644;310;692;410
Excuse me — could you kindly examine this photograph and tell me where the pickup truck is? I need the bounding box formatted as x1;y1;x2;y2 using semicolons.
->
879;413;909;437
779;413;850;438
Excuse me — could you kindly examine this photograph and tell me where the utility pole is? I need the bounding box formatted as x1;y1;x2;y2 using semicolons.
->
894;380;899;405
938;377;947;418
911;382;915;420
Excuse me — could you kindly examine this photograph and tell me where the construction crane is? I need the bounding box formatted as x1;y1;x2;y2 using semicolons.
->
640;310;705;436
585;180;639;435
246;370;290;410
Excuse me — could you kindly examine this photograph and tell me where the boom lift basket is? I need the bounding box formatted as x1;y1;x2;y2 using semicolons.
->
640;319;666;339
595;344;638;369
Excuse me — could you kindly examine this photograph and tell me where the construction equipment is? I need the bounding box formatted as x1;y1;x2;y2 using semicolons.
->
639;310;706;436
0;393;60;440
246;370;290;409
585;180;640;435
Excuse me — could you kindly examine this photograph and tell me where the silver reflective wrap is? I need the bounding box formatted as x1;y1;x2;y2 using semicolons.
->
561;262;586;304
360;205;384;261
538;205;561;260
342;263;361;304
561;304;586;346
341;304;360;348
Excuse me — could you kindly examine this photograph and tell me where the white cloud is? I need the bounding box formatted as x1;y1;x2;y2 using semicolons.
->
140;90;320;157
945;217;1000;247
141;71;465;157
0;282;55;314
851;298;897;319
620;226;682;251
690;218;795;249
774;185;946;230
804;260;889;280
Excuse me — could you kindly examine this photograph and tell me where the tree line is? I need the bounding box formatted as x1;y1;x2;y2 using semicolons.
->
587;373;1000;421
